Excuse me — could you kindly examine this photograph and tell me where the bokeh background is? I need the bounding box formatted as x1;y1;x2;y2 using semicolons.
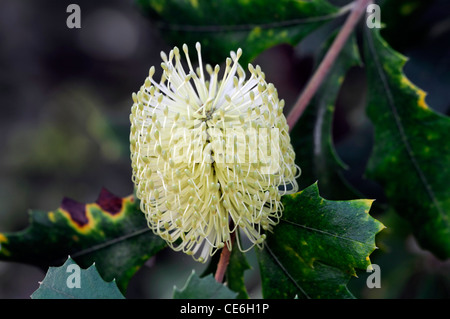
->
0;0;449;298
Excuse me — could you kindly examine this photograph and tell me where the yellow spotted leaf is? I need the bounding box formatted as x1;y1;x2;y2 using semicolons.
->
136;0;341;64
364;28;450;259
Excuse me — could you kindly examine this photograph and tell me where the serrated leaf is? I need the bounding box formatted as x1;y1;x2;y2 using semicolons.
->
257;183;384;299
136;0;341;64
291;32;362;200
363;28;450;259
173;270;238;299
31;257;125;299
0;188;166;293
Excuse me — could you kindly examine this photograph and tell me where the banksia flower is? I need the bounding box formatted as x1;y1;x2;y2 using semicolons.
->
130;43;300;262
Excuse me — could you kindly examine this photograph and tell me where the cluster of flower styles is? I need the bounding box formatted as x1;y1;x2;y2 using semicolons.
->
130;43;300;262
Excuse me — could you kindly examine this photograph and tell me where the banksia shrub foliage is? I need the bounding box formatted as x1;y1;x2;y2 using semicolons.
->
5;0;447;301
130;43;299;262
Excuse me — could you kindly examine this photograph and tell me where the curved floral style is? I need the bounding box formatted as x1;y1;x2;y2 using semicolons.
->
130;43;299;262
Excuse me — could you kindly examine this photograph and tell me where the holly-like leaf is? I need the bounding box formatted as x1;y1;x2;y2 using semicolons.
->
173;270;238;299
291;32;362;200
257;183;384;299
0;188;166;293
136;0;342;64
31;257;125;299
363;28;450;259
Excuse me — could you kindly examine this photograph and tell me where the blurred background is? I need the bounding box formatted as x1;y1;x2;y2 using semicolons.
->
0;0;449;298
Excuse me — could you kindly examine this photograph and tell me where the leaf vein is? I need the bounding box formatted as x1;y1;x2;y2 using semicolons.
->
69;227;154;259
264;244;311;299
280;218;372;247
38;282;76;299
155;5;351;33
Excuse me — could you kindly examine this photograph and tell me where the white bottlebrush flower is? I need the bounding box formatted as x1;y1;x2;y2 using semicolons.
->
130;43;300;262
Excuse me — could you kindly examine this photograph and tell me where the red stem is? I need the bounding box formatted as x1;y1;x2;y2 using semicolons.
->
214;230;236;283
286;0;372;132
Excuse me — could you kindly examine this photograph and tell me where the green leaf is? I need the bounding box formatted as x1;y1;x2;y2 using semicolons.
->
173;270;238;299
363;28;450;259
291;32;362;200
0;188;166;293
257;183;384;299
136;0;341;64
198;238;250;299
226;242;251;299
31;257;125;299
200;240;251;299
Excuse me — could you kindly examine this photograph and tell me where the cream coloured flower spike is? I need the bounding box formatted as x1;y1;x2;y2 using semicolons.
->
130;43;300;262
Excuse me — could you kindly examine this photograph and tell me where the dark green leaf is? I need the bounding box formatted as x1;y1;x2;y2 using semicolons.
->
136;0;342;64
226;242;251;299
363;28;450;259
173;270;238;299
0;188;166;293
291;32;362;200
31;257;125;299
257;183;384;299
199;237;250;299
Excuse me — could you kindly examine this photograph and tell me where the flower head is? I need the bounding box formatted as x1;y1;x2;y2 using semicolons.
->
130;43;300;262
